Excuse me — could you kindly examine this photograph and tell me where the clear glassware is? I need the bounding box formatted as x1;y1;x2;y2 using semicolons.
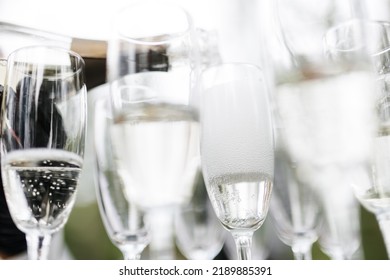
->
199;63;274;260
317;187;363;260
174;169;226;260
264;0;378;259
93;95;150;260
324;19;390;259
0;21;109;259
223;222;270;260
106;1;200;259
0;24;71;259
269;137;322;260
0;45;87;260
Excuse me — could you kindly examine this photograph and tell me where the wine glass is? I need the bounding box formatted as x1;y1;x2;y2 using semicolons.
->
269;136;322;260
324;19;390;259
0;45;87;260
199;62;274;260
174;169;226;260
106;1;200;259
93;94;150;260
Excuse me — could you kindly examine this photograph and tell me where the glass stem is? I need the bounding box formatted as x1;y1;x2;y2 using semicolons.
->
291;242;313;260
148;208;176;260
122;251;141;260
26;232;52;260
232;231;253;260
376;212;390;259
121;243;148;260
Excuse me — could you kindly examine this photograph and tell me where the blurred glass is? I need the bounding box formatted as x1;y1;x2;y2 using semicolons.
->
269;140;322;260
265;0;377;259
174;170;226;260
106;1;200;260
94;96;149;260
317;187;363;259
324;19;390;259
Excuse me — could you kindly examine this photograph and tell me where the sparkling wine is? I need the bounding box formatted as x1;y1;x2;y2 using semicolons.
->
111;102;199;210
200;78;274;232
2;149;82;233
206;172;273;231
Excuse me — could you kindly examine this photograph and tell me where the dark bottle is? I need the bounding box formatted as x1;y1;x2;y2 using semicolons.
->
0;82;27;258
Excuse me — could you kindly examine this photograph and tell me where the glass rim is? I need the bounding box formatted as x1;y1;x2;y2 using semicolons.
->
324;19;390;57
6;45;85;77
112;2;194;46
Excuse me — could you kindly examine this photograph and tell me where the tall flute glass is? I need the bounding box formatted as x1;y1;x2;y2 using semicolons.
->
324;19;390;259
265;0;378;259
107;0;200;259
199;63;274;260
1;46;87;260
269;138;322;260
93;95;150;260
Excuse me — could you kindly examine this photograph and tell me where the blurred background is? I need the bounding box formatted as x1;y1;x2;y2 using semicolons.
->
0;0;388;260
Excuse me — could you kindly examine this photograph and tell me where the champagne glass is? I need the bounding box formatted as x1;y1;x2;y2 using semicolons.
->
264;0;378;259
199;63;274;260
269;137;322;260
324;19;390;259
0;45;87;260
109;85;199;260
174;169;226;260
93;95;149;260
106;1;200;259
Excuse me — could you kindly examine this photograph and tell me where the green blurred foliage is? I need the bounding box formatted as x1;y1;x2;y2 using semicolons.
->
64;202;388;260
64;202;122;260
360;207;387;259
